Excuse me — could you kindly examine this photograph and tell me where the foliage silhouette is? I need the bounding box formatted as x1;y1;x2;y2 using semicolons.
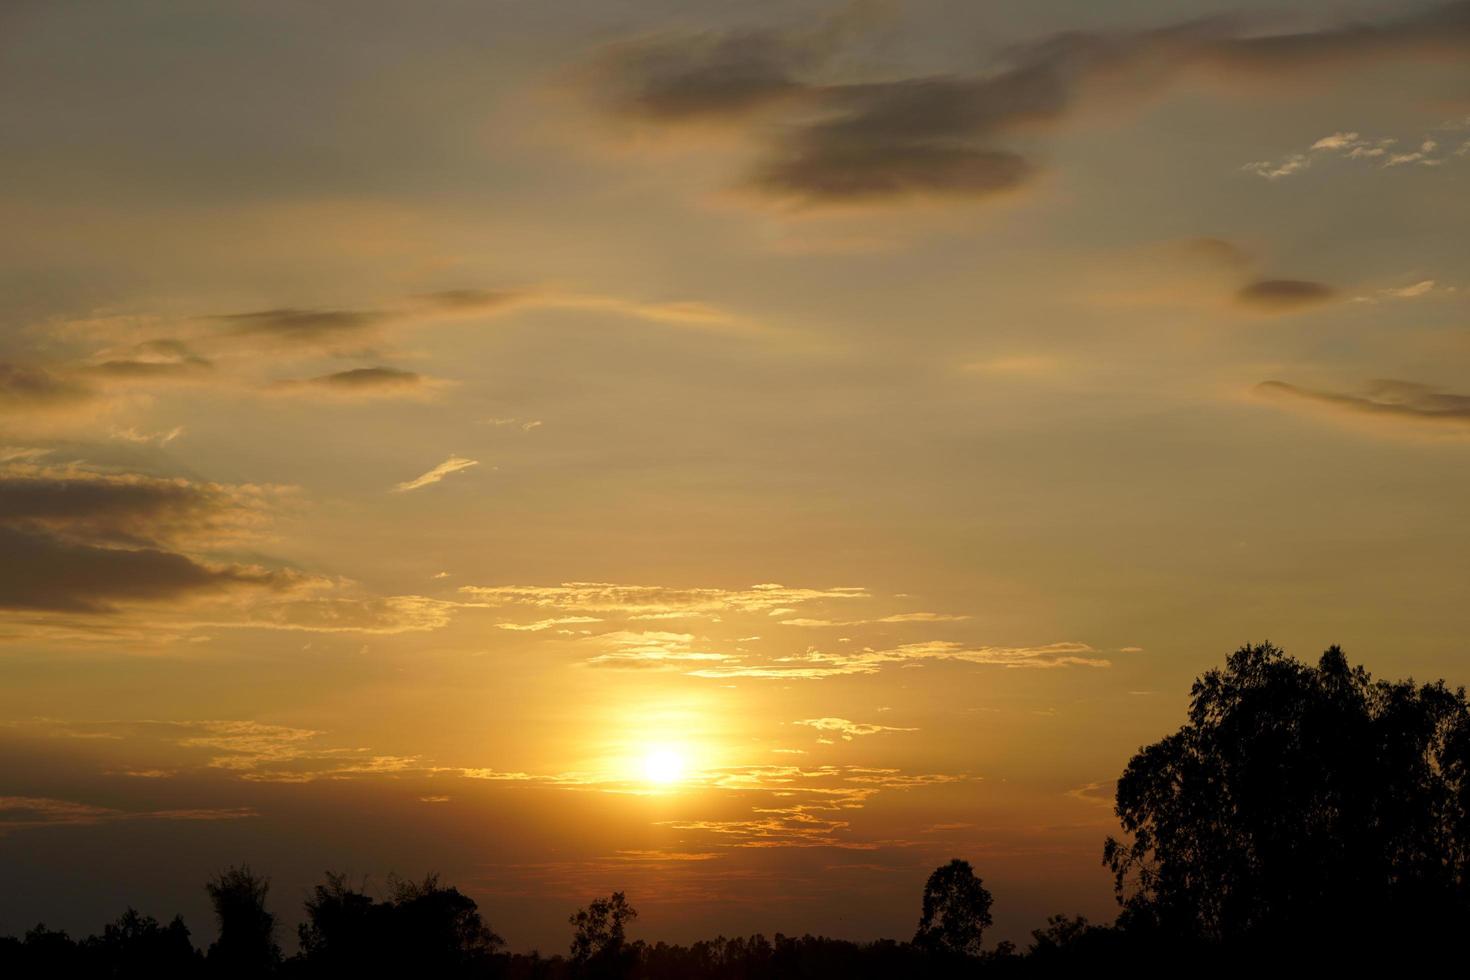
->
206;865;281;977
292;871;503;978
1104;642;1470;958
913;858;993;956
569;892;637;978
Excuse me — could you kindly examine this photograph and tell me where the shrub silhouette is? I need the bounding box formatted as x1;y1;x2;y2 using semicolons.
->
1104;643;1470;954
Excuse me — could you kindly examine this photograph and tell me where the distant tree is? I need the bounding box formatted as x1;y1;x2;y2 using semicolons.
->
1104;643;1470;950
205;865;281;977
387;873;504;975
295;873;379;977
85;908;200;979
569;892;637;977
912;859;993;956
295;871;503;978
18;923;84;972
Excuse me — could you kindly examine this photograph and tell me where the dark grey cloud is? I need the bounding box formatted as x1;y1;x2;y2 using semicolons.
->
0;526;290;613
590;29;812;122
0;467;264;548
414;289;531;314
304;366;423;390
84;339;213;380
0;362;93;412
1257;379;1470;433
0;466;295;615
215;307;393;344
270;366;433;398
586;3;1470;207
1235;278;1337;312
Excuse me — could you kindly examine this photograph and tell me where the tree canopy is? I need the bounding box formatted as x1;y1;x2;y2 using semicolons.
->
913;858;994;956
1104;643;1470;948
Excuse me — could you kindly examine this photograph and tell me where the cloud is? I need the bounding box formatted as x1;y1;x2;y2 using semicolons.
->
82;339;214;382
495;616;603;632
689;640;1109;679
0;465;300;614
0;362;93;414
393;455;479;492
583;3;1470;208
792;717;918;740
413;288;534;315
215;307;394;345
482;417;544;432
0;795;256;833
1381;279;1439;298
583;630;735;669
1234;278;1336;312
0;525;293;613
1245;127;1459;179
586;28;815;124
0;464;275;548
779;611;970;627
1256;379;1470;435
274;366;438;398
461;581;868;617
232;594;466;634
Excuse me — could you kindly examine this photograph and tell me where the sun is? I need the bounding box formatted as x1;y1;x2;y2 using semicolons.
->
642;746;686;785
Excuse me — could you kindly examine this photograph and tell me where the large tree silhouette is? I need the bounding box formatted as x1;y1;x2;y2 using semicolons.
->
296;872;502;978
205;865;281;977
1104;643;1470;949
913;859;993;956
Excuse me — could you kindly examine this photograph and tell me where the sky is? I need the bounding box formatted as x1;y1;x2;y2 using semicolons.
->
2;0;1469;954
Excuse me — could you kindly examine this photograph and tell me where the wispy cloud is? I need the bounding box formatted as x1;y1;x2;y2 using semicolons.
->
463;582;868;618
393;455;479;492
792;717;918;740
691;641;1109;679
0;796;257;833
1256;379;1470;436
1245;129;1459;179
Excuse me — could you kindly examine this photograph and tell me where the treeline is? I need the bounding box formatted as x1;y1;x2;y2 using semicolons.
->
0;866;1153;980
5;644;1470;976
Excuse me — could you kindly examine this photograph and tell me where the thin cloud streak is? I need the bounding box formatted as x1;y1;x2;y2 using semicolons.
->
393;456;479;492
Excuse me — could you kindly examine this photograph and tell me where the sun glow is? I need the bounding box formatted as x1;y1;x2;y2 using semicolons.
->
642;746;686;785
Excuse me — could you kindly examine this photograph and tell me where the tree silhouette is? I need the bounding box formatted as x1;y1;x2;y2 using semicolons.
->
912;859;993;957
569;892;637;977
387;873;505;975
295;873;378;977
295;871;503;978
86;908;200;979
1104;643;1470;952
205;865;281;977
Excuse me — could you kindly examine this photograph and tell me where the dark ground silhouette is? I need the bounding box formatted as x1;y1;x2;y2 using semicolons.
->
4;644;1468;977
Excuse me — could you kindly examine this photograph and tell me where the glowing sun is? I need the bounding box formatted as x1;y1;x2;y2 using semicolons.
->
642;746;686;785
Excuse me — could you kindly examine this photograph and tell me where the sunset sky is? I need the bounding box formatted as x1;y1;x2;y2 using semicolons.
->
3;0;1470;952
